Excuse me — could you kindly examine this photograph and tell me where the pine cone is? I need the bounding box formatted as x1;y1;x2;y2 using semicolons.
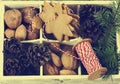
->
27;44;51;67
4;58;21;75
4;38;22;54
79;5;103;42
80;5;100;20
18;51;31;69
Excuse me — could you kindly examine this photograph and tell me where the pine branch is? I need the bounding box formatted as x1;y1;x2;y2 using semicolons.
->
93;0;120;79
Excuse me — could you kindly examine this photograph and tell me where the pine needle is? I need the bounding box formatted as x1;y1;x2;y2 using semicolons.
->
94;0;120;79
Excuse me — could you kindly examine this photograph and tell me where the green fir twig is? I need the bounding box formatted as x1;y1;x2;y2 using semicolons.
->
94;0;120;80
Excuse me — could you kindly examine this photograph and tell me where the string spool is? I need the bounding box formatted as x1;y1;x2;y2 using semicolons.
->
73;39;107;80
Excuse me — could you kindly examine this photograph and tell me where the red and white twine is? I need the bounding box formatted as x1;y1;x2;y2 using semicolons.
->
74;39;102;74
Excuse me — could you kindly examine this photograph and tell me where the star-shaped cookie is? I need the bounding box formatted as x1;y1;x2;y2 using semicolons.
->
45;14;73;41
39;1;79;41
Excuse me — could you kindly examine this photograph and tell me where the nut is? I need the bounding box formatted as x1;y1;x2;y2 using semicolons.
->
60;69;77;75
27;25;39;40
53;65;59;75
44;63;59;75
15;24;27;40
61;51;78;70
49;43;60;53
4;9;22;29
21;7;37;24
5;28;15;39
32;15;43;30
51;53;62;67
